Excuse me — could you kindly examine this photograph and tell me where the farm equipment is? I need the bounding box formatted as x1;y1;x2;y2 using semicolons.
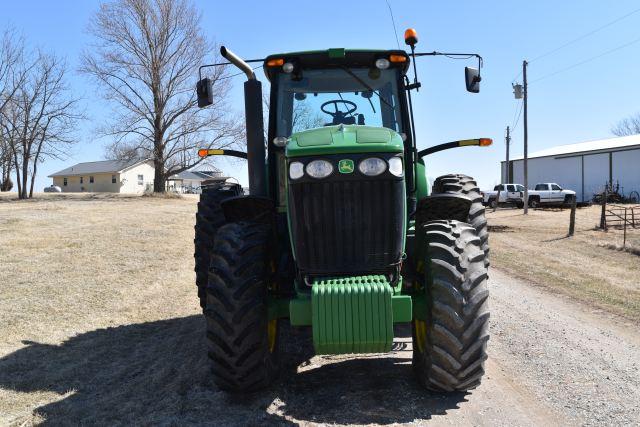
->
194;29;492;393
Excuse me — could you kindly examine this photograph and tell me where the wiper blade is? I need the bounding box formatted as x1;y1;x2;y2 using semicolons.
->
339;66;393;111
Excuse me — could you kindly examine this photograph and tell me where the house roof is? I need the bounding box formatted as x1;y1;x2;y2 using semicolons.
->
48;159;151;177
168;170;226;181
507;134;640;162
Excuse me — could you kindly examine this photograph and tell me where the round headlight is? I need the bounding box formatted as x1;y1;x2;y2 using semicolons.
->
388;157;403;177
289;161;304;180
306;160;333;179
283;62;294;73
358;157;387;176
375;58;390;70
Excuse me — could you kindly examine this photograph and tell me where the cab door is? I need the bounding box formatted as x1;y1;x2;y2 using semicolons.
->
551;184;564;202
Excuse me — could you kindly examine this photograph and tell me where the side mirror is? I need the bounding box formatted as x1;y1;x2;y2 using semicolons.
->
196;78;213;107
465;67;481;93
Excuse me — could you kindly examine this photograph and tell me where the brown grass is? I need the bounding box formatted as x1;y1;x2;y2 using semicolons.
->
487;205;640;320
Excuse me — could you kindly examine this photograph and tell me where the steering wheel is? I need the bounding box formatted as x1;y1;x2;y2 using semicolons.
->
320;100;357;118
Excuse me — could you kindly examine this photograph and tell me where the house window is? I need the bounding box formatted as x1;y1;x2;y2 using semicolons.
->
80;176;83;184
112;175;116;184
63;177;68;186
137;174;144;185
90;176;94;183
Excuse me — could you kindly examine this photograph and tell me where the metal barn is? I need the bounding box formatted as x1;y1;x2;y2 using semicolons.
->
502;135;640;203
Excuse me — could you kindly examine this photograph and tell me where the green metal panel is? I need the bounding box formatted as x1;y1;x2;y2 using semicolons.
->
311;275;394;354
286;125;403;158
415;160;429;200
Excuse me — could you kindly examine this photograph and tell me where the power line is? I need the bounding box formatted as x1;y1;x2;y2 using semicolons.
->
530;35;640;84
511;100;524;131
529;6;640;63
385;0;401;49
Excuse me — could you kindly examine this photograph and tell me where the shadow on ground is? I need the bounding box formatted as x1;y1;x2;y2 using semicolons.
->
0;316;468;425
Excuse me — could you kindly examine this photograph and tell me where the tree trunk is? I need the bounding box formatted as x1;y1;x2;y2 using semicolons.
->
29;160;37;198
13;150;21;197
153;158;165;193
21;152;29;199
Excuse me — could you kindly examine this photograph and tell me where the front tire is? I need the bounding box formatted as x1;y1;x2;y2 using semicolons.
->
413;220;489;392
205;222;279;391
432;174;489;267
529;197;540;208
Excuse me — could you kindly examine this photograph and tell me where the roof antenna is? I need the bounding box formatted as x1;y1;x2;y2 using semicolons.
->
385;0;401;49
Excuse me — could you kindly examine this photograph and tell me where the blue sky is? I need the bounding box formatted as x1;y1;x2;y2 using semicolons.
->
4;0;640;191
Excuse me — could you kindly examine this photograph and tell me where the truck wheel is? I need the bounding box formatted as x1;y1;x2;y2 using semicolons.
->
432;174;489;267
194;185;241;310
528;197;540;208
516;201;524;209
205;222;279;391
413;220;489;392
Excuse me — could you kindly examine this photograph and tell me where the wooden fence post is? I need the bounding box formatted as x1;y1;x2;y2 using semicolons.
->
600;189;607;230
623;208;627;248
569;196;577;236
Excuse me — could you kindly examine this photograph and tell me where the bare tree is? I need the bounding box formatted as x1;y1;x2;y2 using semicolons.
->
0;27;28;191
81;0;242;192
2;52;81;199
611;113;640;136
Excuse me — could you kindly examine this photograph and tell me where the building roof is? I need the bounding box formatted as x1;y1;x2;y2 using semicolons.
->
507;134;640;161
168;170;225;181
48;159;151;177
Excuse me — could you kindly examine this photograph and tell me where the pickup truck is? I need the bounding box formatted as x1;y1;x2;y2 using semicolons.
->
482;183;525;208
527;183;576;208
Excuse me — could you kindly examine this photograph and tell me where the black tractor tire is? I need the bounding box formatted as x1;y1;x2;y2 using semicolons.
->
194;185;241;310
413;220;489;392
432;174;489;267
205;222;279;391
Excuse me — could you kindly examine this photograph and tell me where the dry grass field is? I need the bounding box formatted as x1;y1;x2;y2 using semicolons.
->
1;193;639;425
487;205;640;320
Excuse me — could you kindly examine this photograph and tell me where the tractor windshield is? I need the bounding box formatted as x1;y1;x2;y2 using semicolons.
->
275;67;403;136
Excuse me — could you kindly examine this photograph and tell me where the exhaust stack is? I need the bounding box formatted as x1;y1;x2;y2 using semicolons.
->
220;46;266;197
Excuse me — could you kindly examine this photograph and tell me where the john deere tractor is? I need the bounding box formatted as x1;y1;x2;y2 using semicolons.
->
194;29;491;392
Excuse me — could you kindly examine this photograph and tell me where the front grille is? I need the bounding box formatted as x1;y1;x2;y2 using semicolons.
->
289;177;404;275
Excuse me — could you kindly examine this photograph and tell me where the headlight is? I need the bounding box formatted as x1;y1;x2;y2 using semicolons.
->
306;160;333;179
358;157;386;176
388;157;403;177
289;161;304;180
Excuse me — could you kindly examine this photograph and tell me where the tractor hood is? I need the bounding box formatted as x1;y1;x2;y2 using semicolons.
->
285;125;404;158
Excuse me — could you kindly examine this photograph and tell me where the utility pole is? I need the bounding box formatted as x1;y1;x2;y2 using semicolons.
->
505;126;511;182
523;60;529;215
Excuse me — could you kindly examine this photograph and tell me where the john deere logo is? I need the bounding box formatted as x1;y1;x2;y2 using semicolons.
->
338;159;354;174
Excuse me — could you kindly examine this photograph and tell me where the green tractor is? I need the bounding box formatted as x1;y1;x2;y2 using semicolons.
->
194;29;491;392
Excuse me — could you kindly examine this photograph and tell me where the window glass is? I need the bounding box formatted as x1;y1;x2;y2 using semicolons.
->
112;175;117;184
137;174;144;185
63;177;67;186
276;67;403;136
535;184;546;190
551;184;561;190
89;176;94;183
80;176;83;184
507;185;516;192
517;185;525;191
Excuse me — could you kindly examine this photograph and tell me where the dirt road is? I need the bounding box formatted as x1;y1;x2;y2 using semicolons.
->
1;196;639;425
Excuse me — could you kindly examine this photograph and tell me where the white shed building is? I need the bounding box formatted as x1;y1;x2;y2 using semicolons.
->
502;135;640;203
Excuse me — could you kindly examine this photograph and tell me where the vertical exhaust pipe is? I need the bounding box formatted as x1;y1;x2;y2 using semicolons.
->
220;46;266;197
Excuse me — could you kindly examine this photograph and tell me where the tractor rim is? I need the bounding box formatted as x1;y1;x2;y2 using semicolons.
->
267;319;277;353
414;319;427;353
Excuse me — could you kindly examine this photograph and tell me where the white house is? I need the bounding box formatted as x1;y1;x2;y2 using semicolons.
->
48;159;155;194
502;134;640;203
167;169;227;193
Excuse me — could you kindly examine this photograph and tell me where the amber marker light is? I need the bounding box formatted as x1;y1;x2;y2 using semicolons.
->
389;54;407;63
266;58;284;67
198;149;208;158
479;138;493;146
404;28;418;46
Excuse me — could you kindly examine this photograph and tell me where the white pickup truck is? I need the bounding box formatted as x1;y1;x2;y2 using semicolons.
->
527;183;576;208
482;183;525;208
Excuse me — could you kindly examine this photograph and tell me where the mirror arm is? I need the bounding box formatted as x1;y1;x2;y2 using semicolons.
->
418;138;492;158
